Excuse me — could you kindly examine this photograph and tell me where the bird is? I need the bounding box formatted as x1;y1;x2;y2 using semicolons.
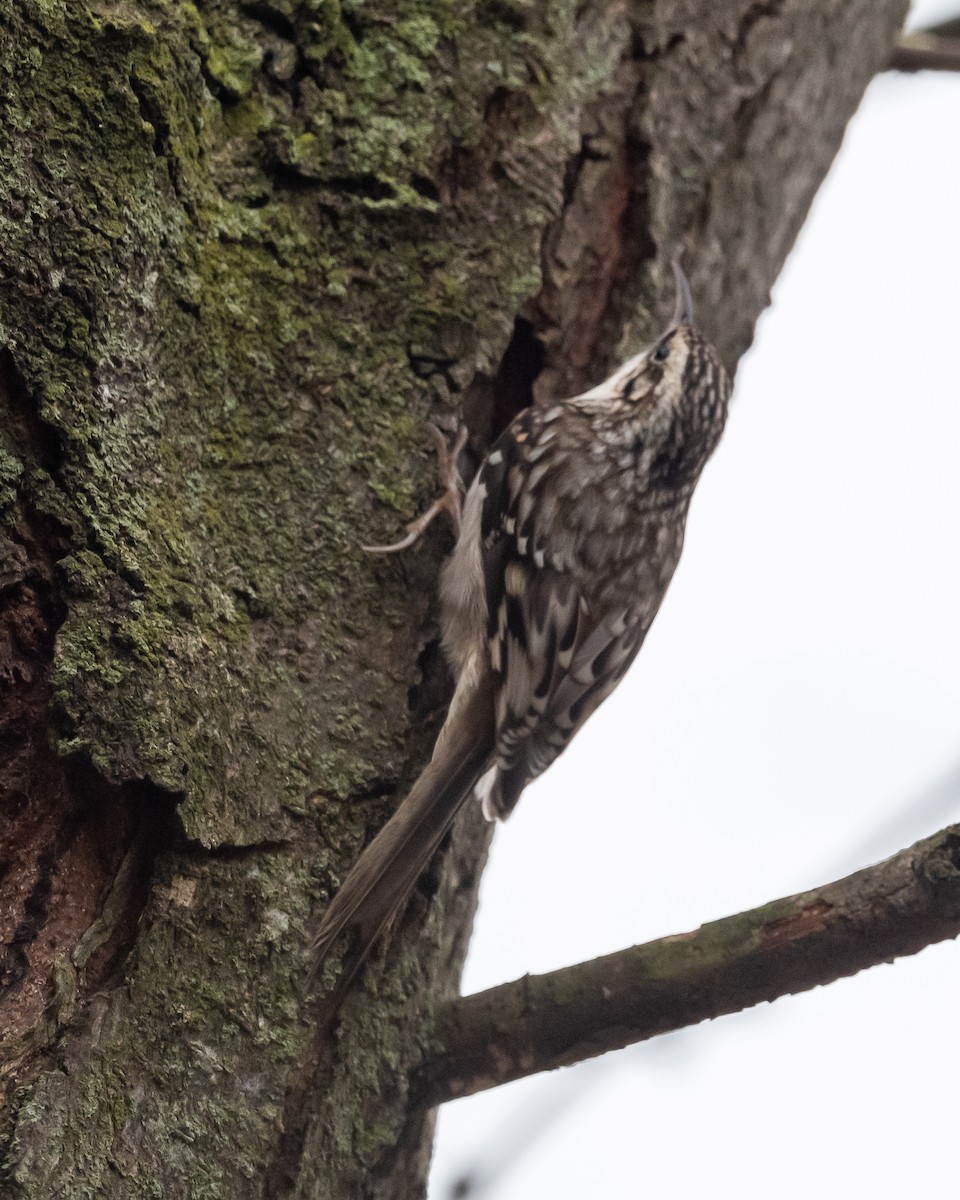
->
311;261;732;978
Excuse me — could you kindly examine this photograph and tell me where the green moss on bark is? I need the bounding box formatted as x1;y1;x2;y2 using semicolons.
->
2;0;908;1191
1;0;622;845
0;0;629;1194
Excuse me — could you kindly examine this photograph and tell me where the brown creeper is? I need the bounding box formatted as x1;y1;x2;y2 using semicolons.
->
312;263;731;973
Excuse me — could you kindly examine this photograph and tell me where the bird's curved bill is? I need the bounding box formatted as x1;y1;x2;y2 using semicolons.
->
670;260;695;328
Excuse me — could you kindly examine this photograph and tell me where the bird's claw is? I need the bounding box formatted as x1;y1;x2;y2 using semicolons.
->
362;424;469;555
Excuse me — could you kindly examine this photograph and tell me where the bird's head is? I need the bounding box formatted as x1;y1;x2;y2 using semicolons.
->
577;261;732;497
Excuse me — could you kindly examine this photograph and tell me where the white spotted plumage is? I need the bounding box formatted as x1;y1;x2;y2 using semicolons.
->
439;305;730;821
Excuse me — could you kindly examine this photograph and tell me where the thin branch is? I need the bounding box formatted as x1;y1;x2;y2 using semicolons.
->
441;773;960;1193
415;824;960;1107
915;17;960;39
889;31;960;73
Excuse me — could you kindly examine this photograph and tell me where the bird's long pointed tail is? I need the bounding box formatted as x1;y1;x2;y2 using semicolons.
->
310;670;495;980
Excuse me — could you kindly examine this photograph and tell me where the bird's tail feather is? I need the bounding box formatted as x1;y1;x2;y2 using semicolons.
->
310;670;495;979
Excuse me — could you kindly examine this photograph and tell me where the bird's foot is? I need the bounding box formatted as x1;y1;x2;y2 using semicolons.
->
362;424;469;554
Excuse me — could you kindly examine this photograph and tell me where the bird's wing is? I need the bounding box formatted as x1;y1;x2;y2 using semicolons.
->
476;412;645;820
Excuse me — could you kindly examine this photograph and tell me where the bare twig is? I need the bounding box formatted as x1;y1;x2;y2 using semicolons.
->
915;17;960;39
416;824;960;1106
889;31;960;73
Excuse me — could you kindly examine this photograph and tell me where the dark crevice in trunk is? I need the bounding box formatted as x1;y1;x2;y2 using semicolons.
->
488;317;546;440
0;353;182;1097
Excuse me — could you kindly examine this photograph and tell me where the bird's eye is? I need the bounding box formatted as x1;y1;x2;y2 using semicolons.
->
653;340;670;362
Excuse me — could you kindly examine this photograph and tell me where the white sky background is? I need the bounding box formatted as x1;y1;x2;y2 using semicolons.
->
430;5;960;1197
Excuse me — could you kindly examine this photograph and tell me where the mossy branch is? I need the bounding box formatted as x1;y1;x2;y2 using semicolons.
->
415;824;960;1106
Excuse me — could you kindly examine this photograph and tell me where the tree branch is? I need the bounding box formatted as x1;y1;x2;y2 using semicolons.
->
910;16;960;39
889;30;960;73
415;824;960;1107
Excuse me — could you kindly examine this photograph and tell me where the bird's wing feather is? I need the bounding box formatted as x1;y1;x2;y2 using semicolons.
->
477;412;646;819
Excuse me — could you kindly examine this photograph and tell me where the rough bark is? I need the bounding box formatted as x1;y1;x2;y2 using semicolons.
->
0;1;907;1197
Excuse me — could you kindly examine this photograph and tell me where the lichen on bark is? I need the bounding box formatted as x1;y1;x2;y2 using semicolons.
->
0;0;907;1196
0;0;633;1192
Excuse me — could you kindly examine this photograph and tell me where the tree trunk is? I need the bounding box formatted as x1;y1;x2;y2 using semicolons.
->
0;2;906;1196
